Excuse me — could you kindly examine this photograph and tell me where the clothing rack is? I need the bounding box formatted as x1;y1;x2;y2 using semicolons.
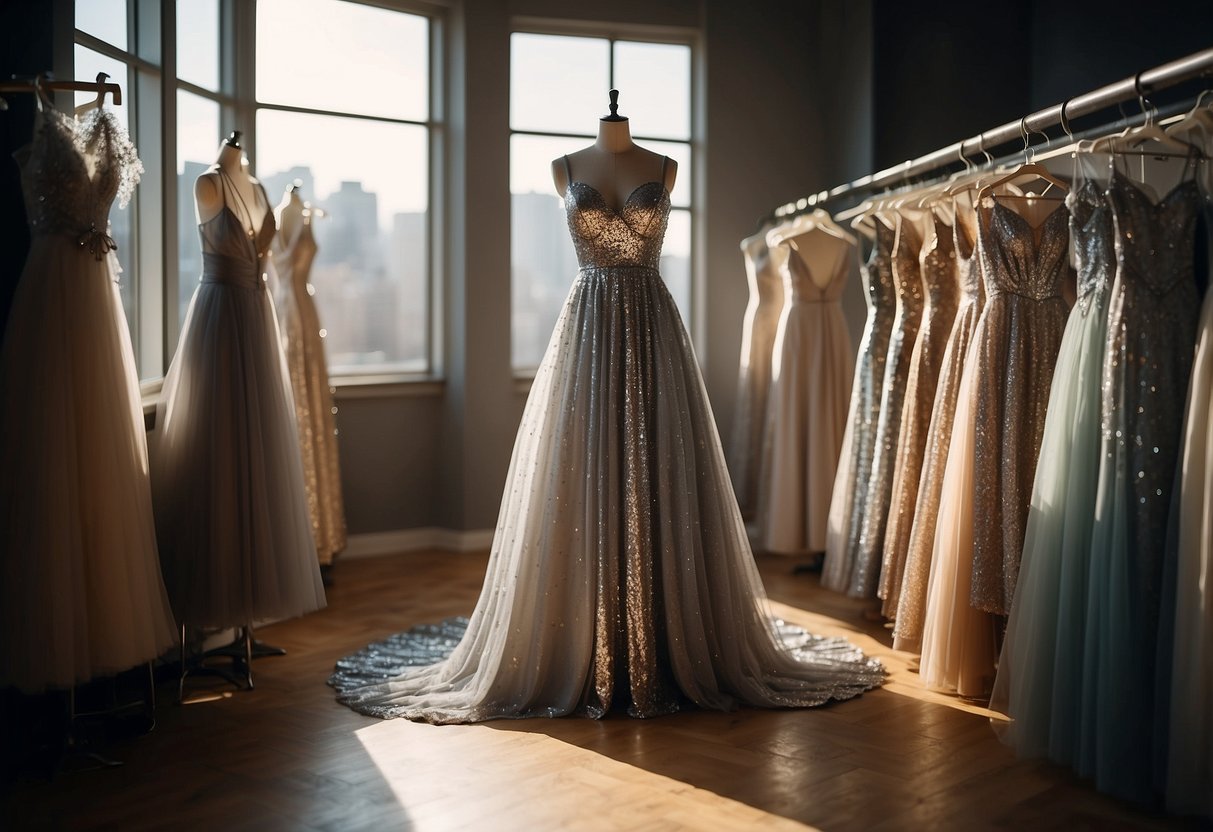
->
770;46;1213;220
0;73;122;111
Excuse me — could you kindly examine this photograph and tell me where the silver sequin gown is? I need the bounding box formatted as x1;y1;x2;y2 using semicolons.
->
1078;170;1201;804
330;171;884;723
849;214;923;598
823;220;896;593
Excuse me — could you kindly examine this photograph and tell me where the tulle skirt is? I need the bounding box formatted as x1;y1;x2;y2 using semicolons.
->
0;238;177;692
331;266;883;723
152;277;325;628
989;291;1108;761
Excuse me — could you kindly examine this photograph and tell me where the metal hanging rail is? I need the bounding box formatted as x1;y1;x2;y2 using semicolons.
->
772;46;1213;218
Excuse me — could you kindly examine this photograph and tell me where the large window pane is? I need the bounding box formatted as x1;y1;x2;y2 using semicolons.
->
76;0;127;50
612;41;690;140
510;134;583;369
510;34;608;134
662;209;692;320
257;0;428;122
177;0;219;90
257;110;429;373
177;90;221;327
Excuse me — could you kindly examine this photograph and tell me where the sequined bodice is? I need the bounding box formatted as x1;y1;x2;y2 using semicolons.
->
15;107;141;256
198;179;277;290
892;217;924;310
919;214;958;308
564;182;669;271
978;200;1070;302
1108;172;1201;296
953;216;984;304
1068;180;1115;315
863;221;896;313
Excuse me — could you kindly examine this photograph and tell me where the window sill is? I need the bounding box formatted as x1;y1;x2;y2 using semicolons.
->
139;374;445;430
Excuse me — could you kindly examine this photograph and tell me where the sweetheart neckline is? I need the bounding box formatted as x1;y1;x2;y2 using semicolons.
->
566;180;670;217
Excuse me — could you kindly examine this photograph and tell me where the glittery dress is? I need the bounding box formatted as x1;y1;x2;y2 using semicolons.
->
878;210;959;618
988;169;1114;762
893;209;985;653
823;220;895;593
0;104;177;693
920;196;1070;697
153;169;326;628
849;214;922;598
968;199;1072;616
1161;190;1213;818
728;238;785;521
330;164;883;723
1078;170;1200;805
759;231;854;554
272;212;347;566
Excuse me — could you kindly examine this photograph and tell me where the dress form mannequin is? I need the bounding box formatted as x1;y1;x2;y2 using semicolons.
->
551;90;677;204
196;131;269;232
276;182;307;242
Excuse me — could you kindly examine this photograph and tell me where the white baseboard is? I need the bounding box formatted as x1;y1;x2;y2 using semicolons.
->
343;527;495;559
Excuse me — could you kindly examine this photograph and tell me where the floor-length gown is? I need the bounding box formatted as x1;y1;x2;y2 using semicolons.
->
848;214;922;598
823;220;895;592
920;195;1070;697
330;168;883;723
879;209;959;618
760;235;854;554
728;238;785;521
988;171;1114;761
153;170;326;628
968;200;1073;616
1163;240;1213;818
0;104;177;692
893;209;984;653
272;212;347;566
1078;169;1201;805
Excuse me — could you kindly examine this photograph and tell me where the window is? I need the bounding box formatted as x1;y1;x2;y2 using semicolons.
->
73;0;440;382
75;4;144;372
509;31;694;371
255;0;435;374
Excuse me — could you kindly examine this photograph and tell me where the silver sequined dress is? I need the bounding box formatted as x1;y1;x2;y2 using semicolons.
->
330;160;884;722
849;214;923;598
823;220;896;593
1078;170;1201;804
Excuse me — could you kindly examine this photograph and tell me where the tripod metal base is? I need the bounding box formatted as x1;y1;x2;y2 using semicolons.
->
177;624;288;701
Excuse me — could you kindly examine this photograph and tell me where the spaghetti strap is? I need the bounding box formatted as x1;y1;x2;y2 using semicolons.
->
562;154;572;184
659;155;669;186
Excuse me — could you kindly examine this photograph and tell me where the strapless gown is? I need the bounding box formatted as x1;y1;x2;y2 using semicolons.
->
330;172;884;723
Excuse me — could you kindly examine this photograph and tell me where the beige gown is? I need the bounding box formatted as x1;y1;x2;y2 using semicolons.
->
273;212;347;566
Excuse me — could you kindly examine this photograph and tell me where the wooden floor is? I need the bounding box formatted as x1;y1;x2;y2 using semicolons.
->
3;550;1208;831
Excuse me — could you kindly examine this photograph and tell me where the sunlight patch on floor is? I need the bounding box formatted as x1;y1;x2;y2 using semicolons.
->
354;718;820;832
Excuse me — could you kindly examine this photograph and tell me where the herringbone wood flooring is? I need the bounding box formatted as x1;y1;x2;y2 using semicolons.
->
3;551;1206;831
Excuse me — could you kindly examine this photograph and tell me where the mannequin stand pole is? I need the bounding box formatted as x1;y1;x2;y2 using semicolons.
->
177;624;288;701
61;662;157;772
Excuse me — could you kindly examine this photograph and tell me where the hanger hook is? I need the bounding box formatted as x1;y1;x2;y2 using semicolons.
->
1019;116;1034;163
1134;72;1155;126
957;140;974;174
977;132;993;167
1059;99;1074;143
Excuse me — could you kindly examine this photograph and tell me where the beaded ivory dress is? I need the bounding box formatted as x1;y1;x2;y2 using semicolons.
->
331;159;884;722
153;169;326;628
728;237;785;521
0;103;178;692
272;211;347;566
879;209;959;619
892;208;985;653
759;230;854;555
823;220;895;592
